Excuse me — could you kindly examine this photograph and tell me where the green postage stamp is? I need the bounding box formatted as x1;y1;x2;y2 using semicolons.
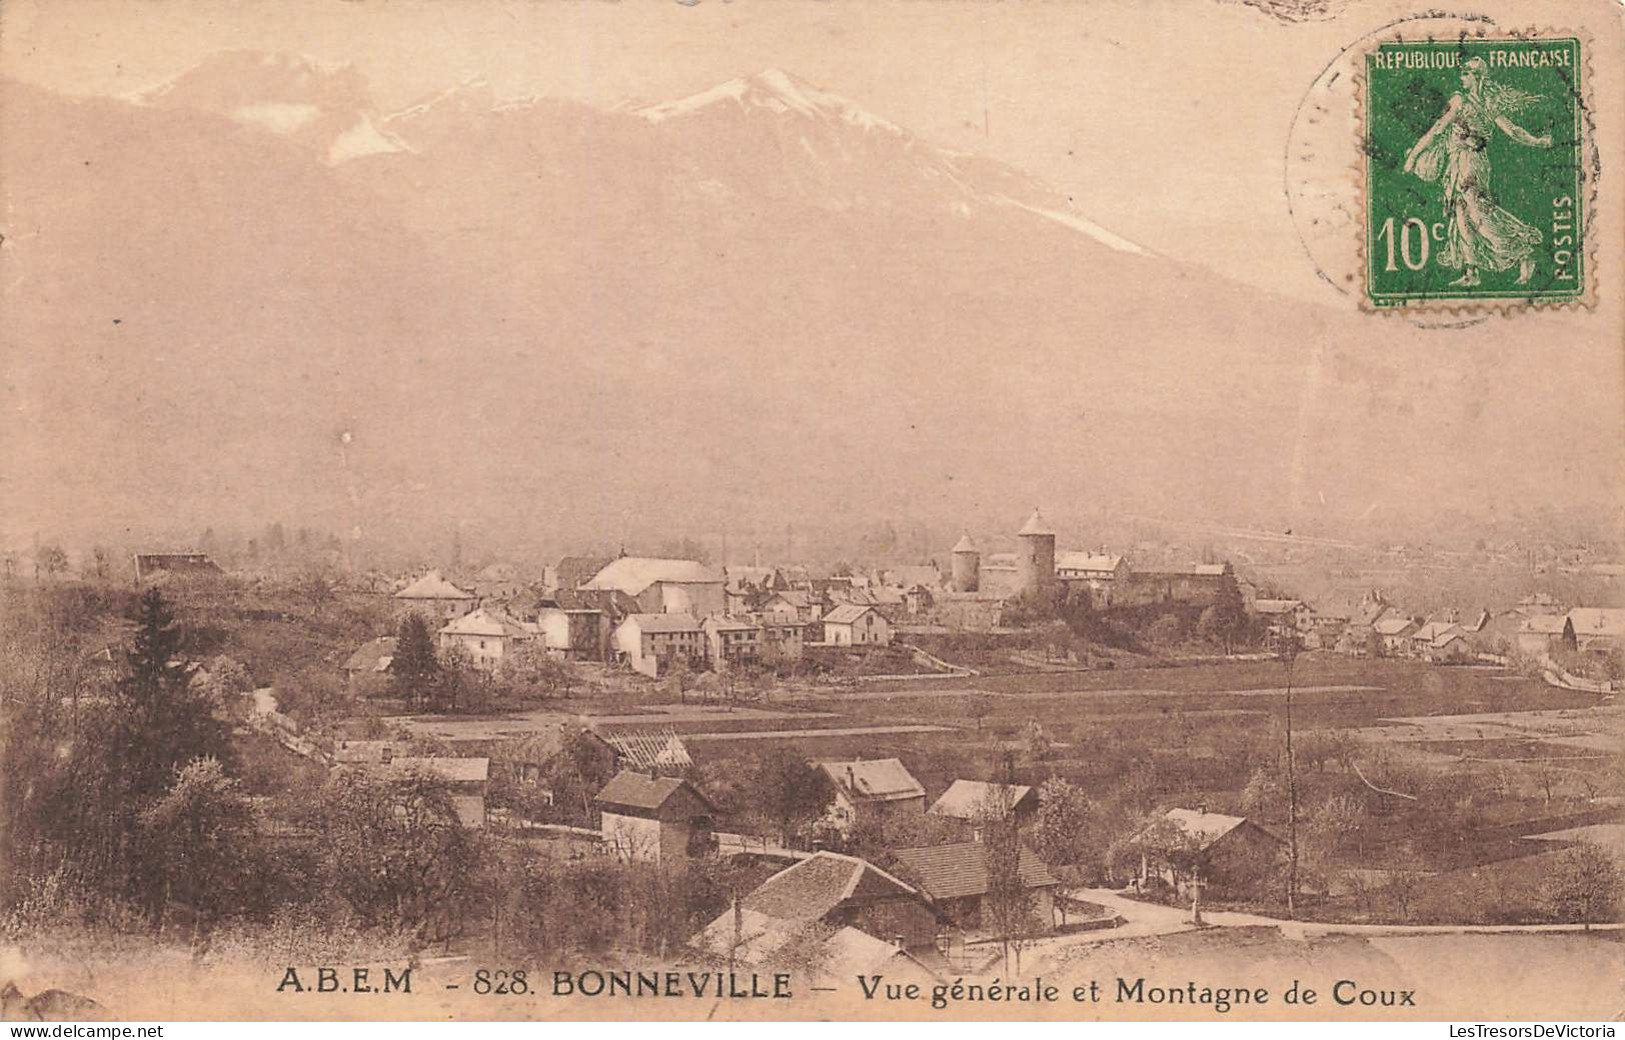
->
1363;35;1589;309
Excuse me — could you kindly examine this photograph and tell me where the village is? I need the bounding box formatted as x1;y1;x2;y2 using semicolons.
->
6;504;1621;1005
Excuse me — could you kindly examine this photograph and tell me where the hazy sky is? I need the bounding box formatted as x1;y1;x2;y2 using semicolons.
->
3;0;1406;300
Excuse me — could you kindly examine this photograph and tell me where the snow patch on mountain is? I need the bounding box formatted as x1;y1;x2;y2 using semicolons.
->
233;102;321;135
329;114;408;164
638;68;904;135
996;197;1151;256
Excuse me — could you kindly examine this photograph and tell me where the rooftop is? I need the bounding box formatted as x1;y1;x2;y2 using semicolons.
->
818;758;924;803
582;557;723;596
892;842;1058;900
594;770;714;815
395;570;476;601
823;604;880;625
927;779;1035;821
741;851;924;922
1017;508;1055;537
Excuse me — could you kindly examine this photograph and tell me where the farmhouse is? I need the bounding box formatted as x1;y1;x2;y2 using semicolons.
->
364;756;490;829
394;571;477;621
437;608;534;672
1134;808;1283;898
1516;615;1569;657
594;770;716;864
613;613;704;678
690;851;942;962
927;780;1038;841
1563;608;1625;654
1374;615;1420;654
822;604;891;646
581;557;725;616
817;758;925;833
341;637;396;687
892;841;1059;934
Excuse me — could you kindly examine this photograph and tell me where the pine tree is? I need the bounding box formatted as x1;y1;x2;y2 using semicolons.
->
1212;562;1247;653
113;588;231;802
391;613;441;709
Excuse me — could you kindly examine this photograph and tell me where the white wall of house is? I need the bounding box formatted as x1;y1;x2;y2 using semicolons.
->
439;631;514;672
601;811;691;864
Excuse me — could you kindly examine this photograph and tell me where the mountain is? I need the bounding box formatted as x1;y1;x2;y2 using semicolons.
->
2;60;1618;554
136;50;406;164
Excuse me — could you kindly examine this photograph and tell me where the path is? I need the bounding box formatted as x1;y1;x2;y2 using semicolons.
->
683;723;955;742
1032;886;1625;964
798;683;1384;702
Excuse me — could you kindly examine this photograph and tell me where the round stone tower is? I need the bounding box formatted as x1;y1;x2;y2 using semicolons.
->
1016;508;1056;596
950;534;980;593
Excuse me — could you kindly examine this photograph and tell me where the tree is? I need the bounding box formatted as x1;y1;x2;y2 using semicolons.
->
1210;564;1248;653
1033;777;1090;869
309;767;476;938
1272;622;1305;917
34;544;69;580
502;642;578;700
390;613;440;709
1543;841;1621;929
982;795;1035;972
139;757;259;936
435;644;477;714
300;568;337;617
748;751;831;845
967;693;994;731
665;654;694;703
1146;614;1185;648
113;588;232;803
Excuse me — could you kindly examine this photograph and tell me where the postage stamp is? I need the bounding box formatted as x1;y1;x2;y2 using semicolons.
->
1362;34;1589;310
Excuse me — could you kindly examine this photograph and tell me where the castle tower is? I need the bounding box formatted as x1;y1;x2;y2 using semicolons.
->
1015;508;1056;596
950;534;980;593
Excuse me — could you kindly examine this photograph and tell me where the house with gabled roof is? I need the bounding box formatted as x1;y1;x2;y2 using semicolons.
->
352;756;491;828
928;780;1038;841
1564;608;1625;654
690;851;943;962
1133;807;1283;898
437;608;535;672
1374;614;1420;654
594;770;716;864
822;604;891;646
394;570;477;621
341;637;397;687
762;589;820;624
817;758;925;833
892;841;1059;934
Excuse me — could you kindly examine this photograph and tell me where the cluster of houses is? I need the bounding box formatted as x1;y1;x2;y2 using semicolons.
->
351;508;1260;681
583;754;1279;976
1241;589;1625;669
365;556;901;680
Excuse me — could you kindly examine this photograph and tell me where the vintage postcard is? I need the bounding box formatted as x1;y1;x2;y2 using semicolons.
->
2;0;1622;1027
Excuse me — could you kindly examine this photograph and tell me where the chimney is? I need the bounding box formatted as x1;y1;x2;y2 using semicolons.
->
1196;802;1207;815
847;765;856;791
382;746;394;764
893;935;906;950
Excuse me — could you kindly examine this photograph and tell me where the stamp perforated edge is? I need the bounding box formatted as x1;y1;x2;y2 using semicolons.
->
1354;24;1599;316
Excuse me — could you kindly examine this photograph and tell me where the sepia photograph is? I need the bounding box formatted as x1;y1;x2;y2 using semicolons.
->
1;0;1621;1025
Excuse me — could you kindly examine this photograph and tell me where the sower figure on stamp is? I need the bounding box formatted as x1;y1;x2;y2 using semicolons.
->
1403;56;1553;287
